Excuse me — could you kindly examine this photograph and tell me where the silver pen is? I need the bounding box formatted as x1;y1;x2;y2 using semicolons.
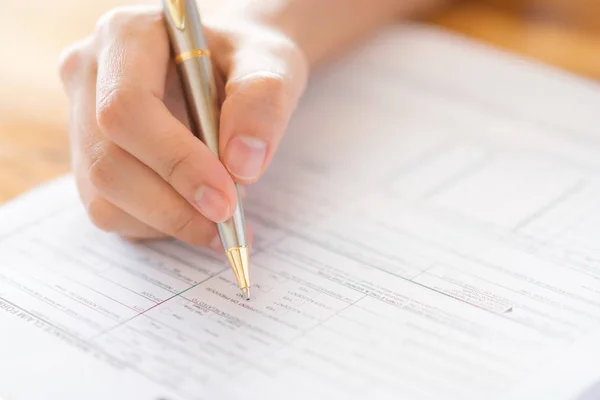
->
162;0;250;300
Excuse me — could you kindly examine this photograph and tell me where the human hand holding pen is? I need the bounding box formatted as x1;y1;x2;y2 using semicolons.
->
58;4;308;248
58;0;445;248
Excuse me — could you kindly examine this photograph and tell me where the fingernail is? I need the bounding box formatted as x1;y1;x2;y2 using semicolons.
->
194;186;230;223
225;136;267;181
209;234;223;251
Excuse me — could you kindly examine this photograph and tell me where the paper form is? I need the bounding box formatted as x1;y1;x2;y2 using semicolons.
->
2;23;600;400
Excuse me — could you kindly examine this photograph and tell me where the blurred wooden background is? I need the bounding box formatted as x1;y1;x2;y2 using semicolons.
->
1;0;599;203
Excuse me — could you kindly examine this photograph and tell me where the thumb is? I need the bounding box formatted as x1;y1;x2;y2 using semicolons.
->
218;33;308;184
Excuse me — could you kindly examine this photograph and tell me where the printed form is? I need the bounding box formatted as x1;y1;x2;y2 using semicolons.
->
2;24;600;400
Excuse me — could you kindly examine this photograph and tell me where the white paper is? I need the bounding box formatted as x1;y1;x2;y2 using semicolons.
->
2;23;600;400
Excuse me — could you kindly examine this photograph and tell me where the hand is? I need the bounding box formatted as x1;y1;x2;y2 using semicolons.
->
58;5;308;248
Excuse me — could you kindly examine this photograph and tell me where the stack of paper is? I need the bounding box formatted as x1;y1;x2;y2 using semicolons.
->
2;24;600;400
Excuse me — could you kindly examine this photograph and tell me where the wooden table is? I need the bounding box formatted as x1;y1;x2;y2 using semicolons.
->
1;0;599;204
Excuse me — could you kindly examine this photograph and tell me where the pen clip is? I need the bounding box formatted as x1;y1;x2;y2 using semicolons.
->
164;0;186;30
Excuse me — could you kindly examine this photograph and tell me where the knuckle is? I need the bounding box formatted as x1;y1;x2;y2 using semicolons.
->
87;142;120;190
95;6;164;40
160;147;194;184
227;72;290;118
96;87;135;137
86;196;119;232
57;40;92;84
257;73;289;96
169;211;212;246
169;210;197;239
254;74;290;116
57;46;82;82
274;38;307;69
95;7;135;36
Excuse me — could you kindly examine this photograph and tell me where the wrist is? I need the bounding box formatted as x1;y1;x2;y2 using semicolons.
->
200;0;447;67
229;0;418;67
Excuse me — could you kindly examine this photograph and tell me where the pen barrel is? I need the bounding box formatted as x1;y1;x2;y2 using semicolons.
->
162;0;247;250
218;190;248;249
162;0;219;155
177;56;221;156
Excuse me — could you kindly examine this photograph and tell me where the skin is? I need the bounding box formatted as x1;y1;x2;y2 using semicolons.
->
58;0;448;250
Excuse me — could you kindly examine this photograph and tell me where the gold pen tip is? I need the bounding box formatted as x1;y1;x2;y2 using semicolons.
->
241;287;250;301
225;246;251;300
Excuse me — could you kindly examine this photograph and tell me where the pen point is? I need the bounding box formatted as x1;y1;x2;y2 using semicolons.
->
241;287;250;301
225;246;251;300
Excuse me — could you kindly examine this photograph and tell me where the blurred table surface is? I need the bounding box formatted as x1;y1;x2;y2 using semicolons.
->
1;0;600;204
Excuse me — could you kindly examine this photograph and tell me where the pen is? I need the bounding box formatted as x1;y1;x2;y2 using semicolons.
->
162;0;251;300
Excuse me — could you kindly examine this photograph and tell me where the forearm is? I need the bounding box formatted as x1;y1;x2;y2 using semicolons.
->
202;0;450;67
